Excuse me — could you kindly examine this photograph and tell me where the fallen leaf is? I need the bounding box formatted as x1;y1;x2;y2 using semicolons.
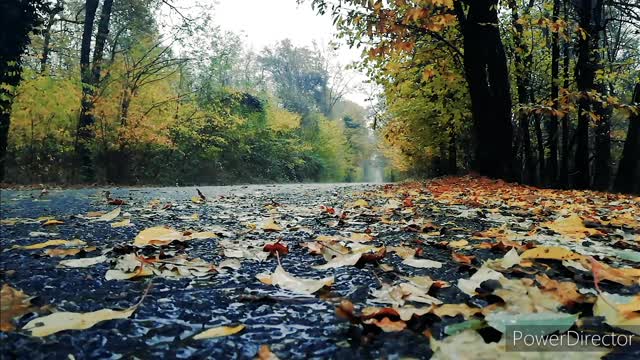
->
13;239;86;250
193;324;245;340
388;246;417;259
313;253;362;270
432;304;481;318
98;207;121;221
457;265;504;296
256;265;333;294
584;257;639;287
542;214;603;239
58;255;108;268
44;247;95;258
485;311;577;335
520;246;582;261
351;199;369;208
402;257;442;268
594;293;640;335
263;241;289;256
111;218;132;228
349;232;373;242
218;259;242;271
23;306;136;337
364;317;407;332
41;219;64;226
535;274;585;306
134;226;182;246
448;240;469;248
262;219;283;232
1;285;36;332
257;345;279;360
452;251;475;265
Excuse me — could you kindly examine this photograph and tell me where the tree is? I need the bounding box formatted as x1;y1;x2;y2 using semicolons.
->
614;82;640;193
0;0;46;181
76;0;114;182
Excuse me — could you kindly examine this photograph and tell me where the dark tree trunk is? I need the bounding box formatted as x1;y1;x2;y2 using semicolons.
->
40;1;63;73
448;133;457;175
593;85;611;190
614;83;640;193
509;0;535;185
560;3;571;188
534;113;545;180
75;0;99;182
546;0;561;185
458;0;514;180
591;2;610;190
91;0;114;84
573;0;597;189
75;0;113;182
0;0;44;182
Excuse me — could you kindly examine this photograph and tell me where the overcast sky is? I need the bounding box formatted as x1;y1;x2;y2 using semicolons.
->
209;0;370;107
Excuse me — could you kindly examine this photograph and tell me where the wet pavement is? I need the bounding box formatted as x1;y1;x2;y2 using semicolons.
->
1;182;638;359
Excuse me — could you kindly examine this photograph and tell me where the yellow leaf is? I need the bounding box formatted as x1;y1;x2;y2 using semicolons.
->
349;232;373;242
23;307;137;337
520;246;582;260
134;226;183;246
594;293;640;335
111;218;132;228
351;199;369;207
44;247;95;257
541;214;602;239
191;196;204;204
448;240;468;248
13;239;86;250
193;324;245;340
262;219;283;232
41;219;64;226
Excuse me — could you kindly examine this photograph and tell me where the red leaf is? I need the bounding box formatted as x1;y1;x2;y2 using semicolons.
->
263;241;289;256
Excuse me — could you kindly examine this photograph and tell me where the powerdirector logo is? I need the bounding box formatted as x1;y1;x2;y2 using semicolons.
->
505;325;637;352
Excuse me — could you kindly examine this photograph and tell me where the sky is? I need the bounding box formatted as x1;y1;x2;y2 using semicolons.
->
207;0;371;107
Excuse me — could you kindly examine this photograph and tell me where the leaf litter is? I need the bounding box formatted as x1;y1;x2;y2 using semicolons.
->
0;177;639;358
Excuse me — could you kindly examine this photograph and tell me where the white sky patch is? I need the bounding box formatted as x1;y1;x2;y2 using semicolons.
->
176;0;371;107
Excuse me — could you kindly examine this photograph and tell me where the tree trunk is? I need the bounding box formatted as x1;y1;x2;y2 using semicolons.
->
448;133;457;175
91;0;114;85
0;0;43;182
459;0;514;180
546;0;560;185
534;113;545;181
75;0;99;182
573;0;597;189
560;2;571;188
591;2;610;190
593;85;611;190
75;0;114;182
509;0;535;185
40;1;63;73
614;83;640;193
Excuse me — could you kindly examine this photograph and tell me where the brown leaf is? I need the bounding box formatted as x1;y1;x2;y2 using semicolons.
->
535;274;586;306
451;251;475;265
1;285;36;332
